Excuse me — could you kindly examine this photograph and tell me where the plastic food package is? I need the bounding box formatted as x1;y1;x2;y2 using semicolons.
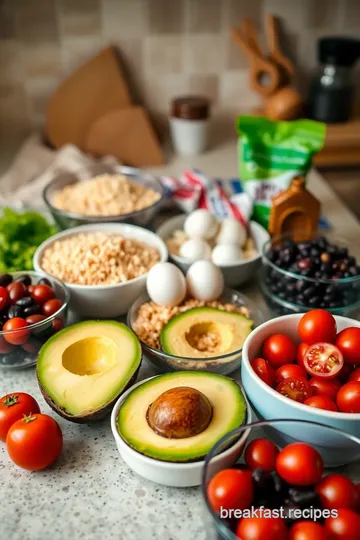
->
236;116;326;229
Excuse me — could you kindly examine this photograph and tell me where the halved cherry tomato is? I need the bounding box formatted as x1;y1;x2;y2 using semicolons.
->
0;393;40;442
276;442;324;486
262;334;296;368
3;317;30;345
276;376;312;403
336;327;360;365
275;364;307;385
350;368;360;382
336;381;360;413
244;438;279;472
251;357;275;387
289;521;328;540
31;284;54;305
304;342;343;379
296;343;308;369
207;468;254;513
298;309;337;345
42;298;62;317
309;377;341;401
304;395;338;411
316;474;359;510
0;285;8;311
236;513;288;540
325;508;360;540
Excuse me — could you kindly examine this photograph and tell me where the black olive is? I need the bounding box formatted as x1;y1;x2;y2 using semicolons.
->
0;273;13;287
282;502;302;526
7;305;23;319
38;277;52;287
308;297;320;307
14;274;31;287
252;468;271;489
16;296;34;308
22;304;41;317
288;487;321;508
270;471;288;496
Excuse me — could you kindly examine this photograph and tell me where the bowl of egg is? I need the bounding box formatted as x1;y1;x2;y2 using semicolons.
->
127;261;264;375
156;210;270;288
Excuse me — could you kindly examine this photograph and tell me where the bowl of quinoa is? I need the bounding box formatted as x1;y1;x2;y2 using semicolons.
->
33;223;168;318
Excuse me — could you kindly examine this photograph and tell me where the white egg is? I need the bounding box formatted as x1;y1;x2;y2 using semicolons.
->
211;244;244;266
179;238;211;262
186;260;224;301
146;262;186;306
216;218;247;247
184;209;218;240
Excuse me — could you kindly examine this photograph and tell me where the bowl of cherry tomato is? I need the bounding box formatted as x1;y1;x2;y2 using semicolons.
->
0;271;69;369
241;309;360;463
202;419;360;540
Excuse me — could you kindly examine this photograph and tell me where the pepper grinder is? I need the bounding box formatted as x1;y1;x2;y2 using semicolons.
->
169;96;210;156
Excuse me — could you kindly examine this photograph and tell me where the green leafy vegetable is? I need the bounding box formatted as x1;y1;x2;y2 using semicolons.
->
0;208;57;272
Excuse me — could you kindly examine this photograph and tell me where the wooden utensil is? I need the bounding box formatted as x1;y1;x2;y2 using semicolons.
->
85;106;165;167
46;47;132;150
266;14;295;85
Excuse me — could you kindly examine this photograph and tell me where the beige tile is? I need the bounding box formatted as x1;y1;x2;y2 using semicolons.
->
263;0;312;34
219;70;262;112
25;77;60;124
0;40;23;84
184;34;226;74
227;33;256;70
185;0;222;33
60;36;106;76
102;0;147;39
143;73;190;113
22;43;62;78
115;39;144;102
14;0;59;43
148;0;185;34
59;0;101;37
344;0;360;28
144;36;183;75
189;74;219;103
0;0;15;39
224;0;263;28
0;83;30;132
309;0;341;29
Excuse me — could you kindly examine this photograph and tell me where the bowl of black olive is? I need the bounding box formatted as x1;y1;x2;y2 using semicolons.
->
260;232;360;317
0;271;69;369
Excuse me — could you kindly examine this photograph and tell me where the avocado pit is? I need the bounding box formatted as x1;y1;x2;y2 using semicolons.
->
146;386;213;439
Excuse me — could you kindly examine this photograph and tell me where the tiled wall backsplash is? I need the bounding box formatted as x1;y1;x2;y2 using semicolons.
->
1;0;360;145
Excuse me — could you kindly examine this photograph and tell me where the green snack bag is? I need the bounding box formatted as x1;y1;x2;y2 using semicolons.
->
236;116;326;229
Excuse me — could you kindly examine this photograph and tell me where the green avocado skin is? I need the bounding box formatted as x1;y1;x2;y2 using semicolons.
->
160;307;253;356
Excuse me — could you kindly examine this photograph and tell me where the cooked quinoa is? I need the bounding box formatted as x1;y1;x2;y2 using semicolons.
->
52;174;161;216
40;232;160;286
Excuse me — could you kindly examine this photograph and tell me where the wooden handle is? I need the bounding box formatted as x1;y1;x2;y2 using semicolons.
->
266;14;295;82
242;18;263;57
232;27;282;97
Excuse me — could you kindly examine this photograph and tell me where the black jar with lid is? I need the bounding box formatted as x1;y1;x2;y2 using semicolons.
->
308;37;360;123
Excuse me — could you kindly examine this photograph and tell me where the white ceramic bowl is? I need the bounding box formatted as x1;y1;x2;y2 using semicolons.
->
241;313;360;466
33;223;168;318
111;377;252;487
156;215;270;287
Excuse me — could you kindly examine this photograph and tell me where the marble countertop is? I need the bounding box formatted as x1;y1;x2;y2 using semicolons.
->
1;139;360;540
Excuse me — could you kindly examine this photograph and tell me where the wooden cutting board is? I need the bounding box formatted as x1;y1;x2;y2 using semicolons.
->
46;47;131;150
85;106;165;167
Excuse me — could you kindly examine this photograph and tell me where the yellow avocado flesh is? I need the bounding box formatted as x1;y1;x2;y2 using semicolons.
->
161;307;253;358
118;372;246;462
37;321;141;417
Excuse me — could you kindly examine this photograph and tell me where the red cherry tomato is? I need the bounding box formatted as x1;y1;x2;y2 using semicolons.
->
275;364;307;385
0;336;13;354
336;328;360;365
25;314;46;325
0;393;40;442
3;317;30;345
350;368;360;382
244;438;279;472
316;474;359;510
325;508;360;540
276;377;312;403
336;381;360;413
207;468;254;513
262;334;296;368
276;442;324;486
296;343;308;369
303;342;343;379
27;284;35;295
8;282;27;304
304;395;338;411
338;363;355;384
289;521;328;540
309;377;341;401
42;298;62;317
236;513;288;540
298;309;337;345
356;484;360;508
52;318;64;333
250;357;275;387
0;285;8;311
31;284;54;305
6;413;63;471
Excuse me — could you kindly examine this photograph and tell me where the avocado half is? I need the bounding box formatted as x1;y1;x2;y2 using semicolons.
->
37;320;142;423
117;371;247;462
160;307;253;358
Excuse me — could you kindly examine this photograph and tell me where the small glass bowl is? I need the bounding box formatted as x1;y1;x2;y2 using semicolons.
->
0;271;69;369
43;164;165;231
260;231;360;317
202;419;360;540
127;289;264;376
